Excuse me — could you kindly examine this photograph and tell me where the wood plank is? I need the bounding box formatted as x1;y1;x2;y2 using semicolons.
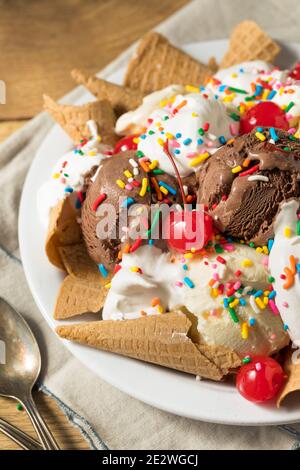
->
0;393;90;450
0;0;189;120
0;121;27;142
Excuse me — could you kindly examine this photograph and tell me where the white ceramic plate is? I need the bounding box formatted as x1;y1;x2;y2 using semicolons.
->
19;39;300;425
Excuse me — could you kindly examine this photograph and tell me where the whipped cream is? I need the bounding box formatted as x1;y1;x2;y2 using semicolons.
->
137;91;238;177
102;245;184;320
269;200;300;345
207;60;300;121
212;61;282;98
183;244;288;356
115;85;185;135
271;83;300;123
103;242;288;356
37;120;111;228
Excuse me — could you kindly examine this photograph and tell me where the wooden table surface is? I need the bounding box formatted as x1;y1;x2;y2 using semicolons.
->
0;0;189;450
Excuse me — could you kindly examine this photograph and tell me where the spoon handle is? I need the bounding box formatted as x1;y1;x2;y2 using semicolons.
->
0;418;42;450
21;395;60;450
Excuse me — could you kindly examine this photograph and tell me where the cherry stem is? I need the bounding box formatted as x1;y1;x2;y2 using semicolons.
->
163;140;186;205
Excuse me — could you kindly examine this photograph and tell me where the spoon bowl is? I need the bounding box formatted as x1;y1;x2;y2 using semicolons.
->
0;298;41;398
0;298;59;450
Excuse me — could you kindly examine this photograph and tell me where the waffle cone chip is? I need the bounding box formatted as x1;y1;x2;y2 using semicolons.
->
56;312;241;380
220;20;280;68
58;242;106;284
208;56;218;74
53;242;111;318
54;275;107;320
124;32;212;94
71;69;144;116
277;347;300;407
46;198;82;270
47;205;111;317
43;94;117;146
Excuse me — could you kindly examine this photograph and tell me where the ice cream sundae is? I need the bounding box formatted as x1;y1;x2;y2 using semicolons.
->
37;21;300;406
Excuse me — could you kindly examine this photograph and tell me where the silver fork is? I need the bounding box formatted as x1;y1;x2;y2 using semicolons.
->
0;417;42;450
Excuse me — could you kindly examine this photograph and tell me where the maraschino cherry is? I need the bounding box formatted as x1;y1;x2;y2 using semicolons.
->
289;62;300;81
240;102;289;134
236;356;285;403
113;134;139;154
167;210;213;253
162;142;213;253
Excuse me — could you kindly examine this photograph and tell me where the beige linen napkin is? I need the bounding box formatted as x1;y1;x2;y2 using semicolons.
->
1;0;300;450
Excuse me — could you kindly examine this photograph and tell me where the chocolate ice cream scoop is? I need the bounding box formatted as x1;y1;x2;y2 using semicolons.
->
150;171;199;205
197;127;300;246
81;147;201;271
81;151;151;270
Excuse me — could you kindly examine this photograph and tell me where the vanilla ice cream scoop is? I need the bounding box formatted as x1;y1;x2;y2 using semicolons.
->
137;91;238;177
207;60;300;122
209;61;281;105
102;242;289;357
269;199;300;346
37;120;112;228
182;244;289;356
115;85;185;135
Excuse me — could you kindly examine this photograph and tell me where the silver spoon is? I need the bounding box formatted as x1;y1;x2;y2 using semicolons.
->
0;298;60;450
0;417;42;450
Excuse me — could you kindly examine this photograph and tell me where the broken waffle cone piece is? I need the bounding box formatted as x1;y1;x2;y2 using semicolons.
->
71;69;144;116
58;242;111;285
53;242;111;318
277;347;300;407
43;94;117;146
54;275;108;320
46;198;82;270
56;312;241;380
220;20;280;68
124;32;212;94
208;57;218;74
